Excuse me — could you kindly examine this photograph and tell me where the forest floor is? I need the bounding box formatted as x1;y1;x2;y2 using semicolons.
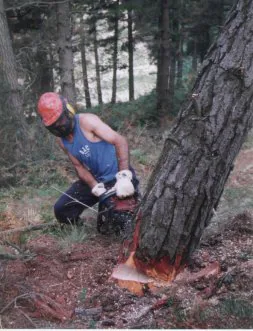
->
0;128;252;329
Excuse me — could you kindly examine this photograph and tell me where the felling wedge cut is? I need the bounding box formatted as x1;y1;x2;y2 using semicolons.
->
111;251;185;296
111;212;185;295
111;211;221;295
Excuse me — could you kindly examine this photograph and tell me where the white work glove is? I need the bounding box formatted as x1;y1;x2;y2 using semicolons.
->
91;182;106;197
114;170;135;199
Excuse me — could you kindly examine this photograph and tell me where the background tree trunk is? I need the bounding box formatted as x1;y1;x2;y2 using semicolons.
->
0;0;22;115
0;0;28;163
56;0;76;104
49;46;55;92
80;17;92;108
156;0;170;117
192;39;198;73
92;20;103;105
133;0;253;277
127;4;134;101
168;47;175;111
176;0;184;89
176;36;183;89
35;46;54;95
111;0;119;104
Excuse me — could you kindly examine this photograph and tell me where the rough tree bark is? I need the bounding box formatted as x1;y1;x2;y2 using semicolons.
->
56;0;76;104
127;0;253;280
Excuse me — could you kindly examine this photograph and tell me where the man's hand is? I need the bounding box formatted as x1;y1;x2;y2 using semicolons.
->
92;183;116;203
114;170;135;199
92;182;107;197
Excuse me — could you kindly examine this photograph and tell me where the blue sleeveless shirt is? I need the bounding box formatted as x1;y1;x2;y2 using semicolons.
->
61;115;118;183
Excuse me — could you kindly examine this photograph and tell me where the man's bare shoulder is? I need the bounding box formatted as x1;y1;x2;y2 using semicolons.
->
79;113;100;121
79;113;102;129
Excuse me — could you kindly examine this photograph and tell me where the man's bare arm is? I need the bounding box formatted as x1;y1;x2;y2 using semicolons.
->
79;114;130;170
57;138;98;188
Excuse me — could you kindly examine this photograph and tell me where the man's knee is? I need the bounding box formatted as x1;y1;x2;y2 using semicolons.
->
54;199;66;223
54;194;86;224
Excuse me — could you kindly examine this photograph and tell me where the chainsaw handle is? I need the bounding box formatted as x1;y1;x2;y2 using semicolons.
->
99;189;116;204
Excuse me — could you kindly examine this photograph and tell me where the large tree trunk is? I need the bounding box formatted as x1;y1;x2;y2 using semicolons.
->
56;0;76;104
126;0;253;280
156;0;170;117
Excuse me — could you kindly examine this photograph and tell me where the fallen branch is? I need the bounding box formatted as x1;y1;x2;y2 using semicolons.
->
16;308;37;328
1;240;36;261
32;293;73;321
3;240;24;253
0;293;31;315
0;222;57;238
238;226;253;234
0;292;73;322
0;253;19;260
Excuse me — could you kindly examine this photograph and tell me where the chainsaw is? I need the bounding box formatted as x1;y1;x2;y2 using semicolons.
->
97;190;139;237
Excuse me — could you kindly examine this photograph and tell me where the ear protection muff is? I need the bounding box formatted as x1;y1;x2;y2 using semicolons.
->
66;103;76;117
59;95;76;119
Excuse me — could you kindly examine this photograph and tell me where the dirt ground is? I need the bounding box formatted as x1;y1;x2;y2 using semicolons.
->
0;143;253;329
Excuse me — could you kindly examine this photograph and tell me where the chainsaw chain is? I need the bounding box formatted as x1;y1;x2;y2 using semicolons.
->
97;209;134;238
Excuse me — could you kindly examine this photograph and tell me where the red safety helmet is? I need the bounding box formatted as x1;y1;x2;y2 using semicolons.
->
37;92;64;126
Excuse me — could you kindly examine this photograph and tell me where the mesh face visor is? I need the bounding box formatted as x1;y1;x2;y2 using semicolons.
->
46;111;74;137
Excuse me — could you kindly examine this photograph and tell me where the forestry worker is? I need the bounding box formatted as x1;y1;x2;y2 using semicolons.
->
37;92;139;225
